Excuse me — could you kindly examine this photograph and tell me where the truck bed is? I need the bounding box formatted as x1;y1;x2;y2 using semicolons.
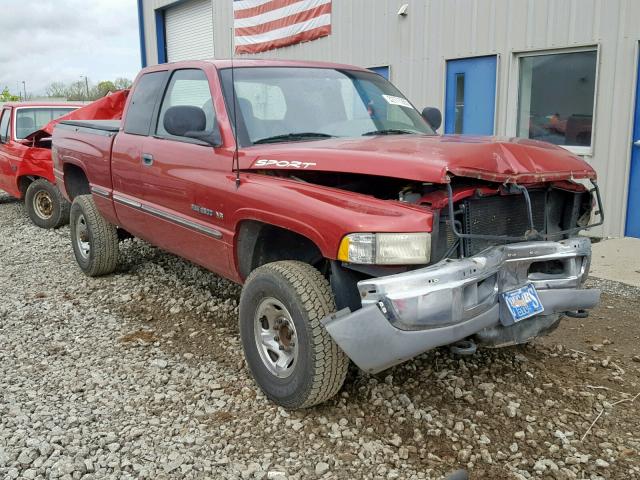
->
53;121;119;224
58;120;121;132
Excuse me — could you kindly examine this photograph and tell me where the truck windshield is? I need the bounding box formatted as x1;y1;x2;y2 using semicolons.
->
220;67;434;146
15;107;77;140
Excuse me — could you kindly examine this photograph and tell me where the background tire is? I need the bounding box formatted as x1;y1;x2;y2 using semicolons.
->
24;179;70;229
239;261;349;409
70;195;118;276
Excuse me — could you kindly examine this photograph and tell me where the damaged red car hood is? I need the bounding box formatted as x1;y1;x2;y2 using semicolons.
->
25;90;129;143
243;134;596;183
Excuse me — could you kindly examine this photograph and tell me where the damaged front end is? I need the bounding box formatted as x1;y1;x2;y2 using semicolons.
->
324;237;599;373
321;176;603;373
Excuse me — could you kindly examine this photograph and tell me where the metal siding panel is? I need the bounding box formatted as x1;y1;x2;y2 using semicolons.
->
425;0;445;111
493;0;512;134
165;0;214;62
527;0;550;48
212;0;232;57
452;0;472;55
143;0;158;65
473;0;493;55
569;0;596;44
549;0;571;47
600;0;638;236
505;0;528;52
589;1;622;236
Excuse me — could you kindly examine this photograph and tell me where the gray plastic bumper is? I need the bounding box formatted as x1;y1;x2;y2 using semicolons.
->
322;237;600;373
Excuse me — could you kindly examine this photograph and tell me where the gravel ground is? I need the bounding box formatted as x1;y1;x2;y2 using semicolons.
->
1;192;639;480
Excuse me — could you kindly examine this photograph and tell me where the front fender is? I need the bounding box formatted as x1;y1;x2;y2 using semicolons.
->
15;146;55;197
229;174;434;260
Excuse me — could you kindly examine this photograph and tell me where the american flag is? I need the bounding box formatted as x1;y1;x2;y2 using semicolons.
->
233;0;332;55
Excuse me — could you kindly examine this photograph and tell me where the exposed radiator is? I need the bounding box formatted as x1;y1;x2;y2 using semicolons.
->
462;192;547;256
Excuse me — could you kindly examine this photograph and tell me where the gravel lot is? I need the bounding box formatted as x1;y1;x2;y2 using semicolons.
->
1;191;639;480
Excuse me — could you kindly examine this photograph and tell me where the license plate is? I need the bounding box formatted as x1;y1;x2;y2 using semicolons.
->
502;283;544;323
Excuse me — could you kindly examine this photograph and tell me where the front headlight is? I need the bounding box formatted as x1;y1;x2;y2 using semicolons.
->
337;232;431;265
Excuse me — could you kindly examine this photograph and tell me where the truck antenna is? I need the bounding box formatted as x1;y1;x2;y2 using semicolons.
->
231;27;240;188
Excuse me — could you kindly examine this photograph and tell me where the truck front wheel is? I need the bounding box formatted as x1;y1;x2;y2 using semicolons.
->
70;195;119;276
239;261;349;409
24;179;70;229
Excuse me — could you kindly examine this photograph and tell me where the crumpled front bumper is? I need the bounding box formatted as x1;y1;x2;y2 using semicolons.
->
322;237;600;373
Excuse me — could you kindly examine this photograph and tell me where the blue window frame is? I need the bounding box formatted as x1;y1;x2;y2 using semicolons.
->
155;9;167;64
368;66;390;80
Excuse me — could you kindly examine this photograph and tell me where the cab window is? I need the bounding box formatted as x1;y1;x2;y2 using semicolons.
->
156;69;216;140
0;109;10;143
124;71;168;136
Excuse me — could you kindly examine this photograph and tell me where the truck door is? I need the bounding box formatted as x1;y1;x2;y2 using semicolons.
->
138;67;231;275
0;108;11;193
111;70;168;237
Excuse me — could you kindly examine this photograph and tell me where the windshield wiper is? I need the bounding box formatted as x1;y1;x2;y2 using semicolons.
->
362;128;420;136
253;132;333;144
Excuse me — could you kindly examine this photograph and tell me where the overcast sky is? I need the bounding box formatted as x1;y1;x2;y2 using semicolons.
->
0;0;140;96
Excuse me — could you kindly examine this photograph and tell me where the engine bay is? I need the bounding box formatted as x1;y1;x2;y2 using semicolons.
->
257;169;597;263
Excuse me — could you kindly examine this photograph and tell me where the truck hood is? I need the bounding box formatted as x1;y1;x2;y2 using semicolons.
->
243;134;596;183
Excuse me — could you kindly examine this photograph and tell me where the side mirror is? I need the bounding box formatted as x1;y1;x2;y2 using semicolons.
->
421;107;442;131
163;105;222;146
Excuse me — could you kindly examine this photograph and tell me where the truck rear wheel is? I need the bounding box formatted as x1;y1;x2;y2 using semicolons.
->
24;179;70;229
239;261;349;409
70;195;118;276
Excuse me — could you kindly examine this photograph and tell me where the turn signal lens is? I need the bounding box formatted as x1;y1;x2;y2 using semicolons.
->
338;233;375;263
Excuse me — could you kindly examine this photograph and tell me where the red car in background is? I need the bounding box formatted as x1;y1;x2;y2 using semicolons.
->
0;91;128;228
0;103;81;227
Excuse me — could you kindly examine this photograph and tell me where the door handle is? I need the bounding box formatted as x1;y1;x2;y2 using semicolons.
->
634;140;640;147
142;153;154;166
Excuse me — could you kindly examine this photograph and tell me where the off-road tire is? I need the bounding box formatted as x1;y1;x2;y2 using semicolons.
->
239;261;349;409
70;195;118;276
24;179;70;229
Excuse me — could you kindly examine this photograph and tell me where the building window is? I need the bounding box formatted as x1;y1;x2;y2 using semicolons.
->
517;50;597;151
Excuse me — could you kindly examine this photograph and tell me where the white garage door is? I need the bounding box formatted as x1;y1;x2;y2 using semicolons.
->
165;0;214;62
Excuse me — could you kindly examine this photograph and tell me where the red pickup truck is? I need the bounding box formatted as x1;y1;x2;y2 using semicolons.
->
53;59;602;409
0;102;81;227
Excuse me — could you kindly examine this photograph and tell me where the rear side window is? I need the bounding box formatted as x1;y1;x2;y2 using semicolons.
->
0;109;10;143
124;71;168;136
15;108;76;139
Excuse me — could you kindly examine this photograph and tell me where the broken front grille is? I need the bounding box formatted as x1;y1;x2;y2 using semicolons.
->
462;192;547;256
438;180;604;261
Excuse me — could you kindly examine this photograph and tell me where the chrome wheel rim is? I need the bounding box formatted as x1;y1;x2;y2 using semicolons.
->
75;214;90;260
254;297;298;378
33;190;54;219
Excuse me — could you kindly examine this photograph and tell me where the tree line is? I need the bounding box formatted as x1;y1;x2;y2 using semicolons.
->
0;88;20;102
0;78;133;103
45;78;133;101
